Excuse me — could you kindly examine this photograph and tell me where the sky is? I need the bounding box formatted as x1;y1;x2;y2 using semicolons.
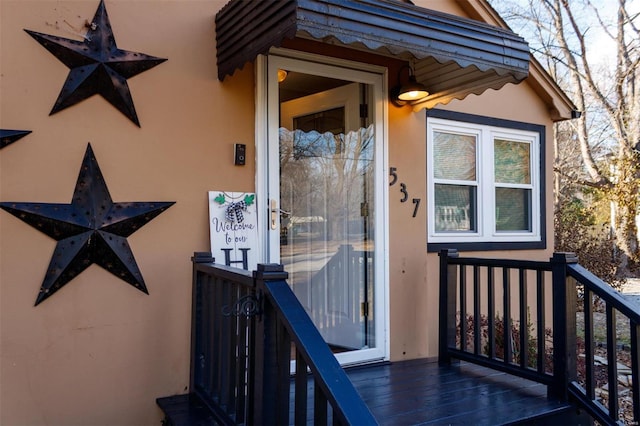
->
488;0;639;68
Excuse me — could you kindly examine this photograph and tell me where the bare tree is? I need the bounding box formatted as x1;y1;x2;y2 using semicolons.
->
491;0;640;274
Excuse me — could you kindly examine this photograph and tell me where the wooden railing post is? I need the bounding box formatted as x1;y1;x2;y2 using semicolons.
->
252;263;289;425
439;249;459;365
189;252;215;395
550;252;578;401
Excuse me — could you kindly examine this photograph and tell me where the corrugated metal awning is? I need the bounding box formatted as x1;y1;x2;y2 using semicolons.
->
215;0;530;108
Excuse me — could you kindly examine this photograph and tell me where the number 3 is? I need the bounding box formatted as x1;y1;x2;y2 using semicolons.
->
400;183;408;203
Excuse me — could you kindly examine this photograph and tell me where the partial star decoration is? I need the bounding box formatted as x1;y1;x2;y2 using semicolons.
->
25;0;167;127
0;144;175;305
1;129;32;149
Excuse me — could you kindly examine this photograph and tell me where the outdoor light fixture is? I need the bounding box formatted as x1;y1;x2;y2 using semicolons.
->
391;64;429;107
277;69;288;83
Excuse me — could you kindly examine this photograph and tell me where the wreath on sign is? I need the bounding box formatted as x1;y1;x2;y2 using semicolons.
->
214;193;255;224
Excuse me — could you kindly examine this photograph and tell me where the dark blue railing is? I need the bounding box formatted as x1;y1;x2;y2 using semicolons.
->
439;249;639;426
186;253;376;425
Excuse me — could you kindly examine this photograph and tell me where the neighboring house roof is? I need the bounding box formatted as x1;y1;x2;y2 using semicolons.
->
215;0;576;121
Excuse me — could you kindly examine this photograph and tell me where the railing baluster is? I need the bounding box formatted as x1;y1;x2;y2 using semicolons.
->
473;266;481;355
227;286;240;418
584;288;595;400
519;268;528;368
213;276;224;401
295;349;309;425
536;270;545;374
439;249;458;364
314;381;328;426
488;267;495;359
275;321;291;425
220;279;232;409
196;274;209;394
460;265;467;352
631;321;639;423
503;267;512;365
234;285;250;423
208;275;219;399
605;304;619;421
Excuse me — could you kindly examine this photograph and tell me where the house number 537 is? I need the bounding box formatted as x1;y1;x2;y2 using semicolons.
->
389;167;421;218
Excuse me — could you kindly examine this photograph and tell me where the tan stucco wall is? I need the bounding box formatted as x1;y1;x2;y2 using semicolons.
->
1;1;253;424
1;1;558;424
387;82;557;362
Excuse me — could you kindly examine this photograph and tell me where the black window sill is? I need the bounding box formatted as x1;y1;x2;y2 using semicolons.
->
427;240;546;252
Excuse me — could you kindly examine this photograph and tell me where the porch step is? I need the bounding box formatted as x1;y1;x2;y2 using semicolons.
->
156;394;220;426
508;405;593;425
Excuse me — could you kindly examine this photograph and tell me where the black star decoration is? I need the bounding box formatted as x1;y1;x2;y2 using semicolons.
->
25;0;167;127
0;144;175;305
1;129;32;149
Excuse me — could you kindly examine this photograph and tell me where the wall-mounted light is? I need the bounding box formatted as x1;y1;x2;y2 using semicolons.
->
277;69;288;83
391;64;429;107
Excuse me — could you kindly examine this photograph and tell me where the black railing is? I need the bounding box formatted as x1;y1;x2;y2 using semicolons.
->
188;252;376;425
189;253;257;424
438;249;555;386
439;249;639;426
566;261;640;425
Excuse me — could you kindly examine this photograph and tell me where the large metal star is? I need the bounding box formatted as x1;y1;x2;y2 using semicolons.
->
24;0;167;127
0;144;175;305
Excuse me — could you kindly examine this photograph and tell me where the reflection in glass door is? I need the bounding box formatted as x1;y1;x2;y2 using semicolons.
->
266;55;386;363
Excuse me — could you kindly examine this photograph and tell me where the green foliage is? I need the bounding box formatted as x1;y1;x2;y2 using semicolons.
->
555;196;626;290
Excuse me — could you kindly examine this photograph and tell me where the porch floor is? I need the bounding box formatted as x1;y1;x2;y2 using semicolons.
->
295;358;578;425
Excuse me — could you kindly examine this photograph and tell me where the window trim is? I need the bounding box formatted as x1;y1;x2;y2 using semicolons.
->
426;109;546;252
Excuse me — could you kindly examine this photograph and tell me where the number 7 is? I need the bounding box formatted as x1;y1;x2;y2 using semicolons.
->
412;198;421;218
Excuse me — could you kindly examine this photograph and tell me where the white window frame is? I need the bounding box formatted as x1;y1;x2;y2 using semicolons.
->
427;116;542;245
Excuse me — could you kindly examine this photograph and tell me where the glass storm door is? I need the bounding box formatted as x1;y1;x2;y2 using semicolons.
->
265;54;386;364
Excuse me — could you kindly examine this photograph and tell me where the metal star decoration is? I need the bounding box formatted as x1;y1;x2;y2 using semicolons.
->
0;143;175;305
0;129;32;149
24;0;167;127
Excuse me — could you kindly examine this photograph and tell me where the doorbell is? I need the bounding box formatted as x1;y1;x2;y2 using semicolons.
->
234;143;246;166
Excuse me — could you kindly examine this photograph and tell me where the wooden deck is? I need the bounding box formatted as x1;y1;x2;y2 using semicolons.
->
292;358;582;425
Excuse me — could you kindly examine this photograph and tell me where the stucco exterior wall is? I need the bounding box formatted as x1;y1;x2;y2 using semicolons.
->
1;1;252;424
387;82;556;362
1;1;559;424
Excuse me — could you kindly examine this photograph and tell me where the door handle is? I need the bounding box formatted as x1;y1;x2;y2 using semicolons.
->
270;199;278;230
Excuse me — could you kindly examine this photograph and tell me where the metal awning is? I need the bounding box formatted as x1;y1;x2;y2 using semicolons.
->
215;0;530;108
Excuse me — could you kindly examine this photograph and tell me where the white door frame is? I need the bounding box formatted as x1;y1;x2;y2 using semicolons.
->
254;49;390;365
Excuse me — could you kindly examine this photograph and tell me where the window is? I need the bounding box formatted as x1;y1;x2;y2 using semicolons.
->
426;110;545;251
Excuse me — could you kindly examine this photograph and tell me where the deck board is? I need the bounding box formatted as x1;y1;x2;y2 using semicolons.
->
291;359;573;425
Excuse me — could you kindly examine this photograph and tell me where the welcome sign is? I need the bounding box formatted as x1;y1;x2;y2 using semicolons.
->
208;191;258;271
